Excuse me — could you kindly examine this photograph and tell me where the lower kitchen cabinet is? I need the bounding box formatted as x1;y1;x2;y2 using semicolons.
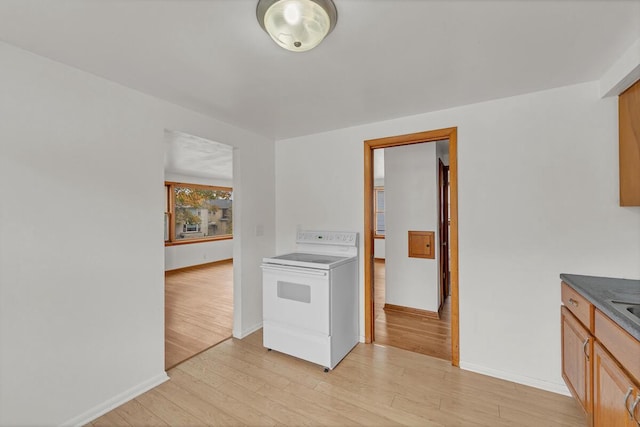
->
593;342;640;426
561;305;593;420
560;277;640;427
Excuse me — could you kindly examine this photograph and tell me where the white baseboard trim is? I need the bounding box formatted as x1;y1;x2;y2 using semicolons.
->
459;362;571;396
233;321;263;339
62;372;169;427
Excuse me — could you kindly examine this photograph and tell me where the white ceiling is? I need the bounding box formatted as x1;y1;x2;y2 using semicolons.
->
0;0;638;140
164;130;233;181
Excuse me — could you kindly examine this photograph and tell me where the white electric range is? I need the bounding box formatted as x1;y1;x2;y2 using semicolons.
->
261;230;359;371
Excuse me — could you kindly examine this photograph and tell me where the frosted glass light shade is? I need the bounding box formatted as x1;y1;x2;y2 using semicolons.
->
257;0;337;52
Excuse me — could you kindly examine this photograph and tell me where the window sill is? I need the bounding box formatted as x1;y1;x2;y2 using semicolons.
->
374;235;385;239
165;235;233;246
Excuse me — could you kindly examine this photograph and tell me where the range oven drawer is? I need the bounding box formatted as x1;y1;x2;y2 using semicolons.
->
263;321;331;367
262;264;330;335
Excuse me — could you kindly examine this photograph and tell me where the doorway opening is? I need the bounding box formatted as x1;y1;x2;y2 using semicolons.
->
163;130;235;370
364;127;459;366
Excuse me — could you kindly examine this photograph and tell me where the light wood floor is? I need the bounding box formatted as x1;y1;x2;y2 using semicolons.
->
92;328;585;426
165;260;233;370
374;259;452;361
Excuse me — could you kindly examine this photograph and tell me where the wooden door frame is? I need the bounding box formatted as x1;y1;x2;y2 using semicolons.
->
363;127;459;366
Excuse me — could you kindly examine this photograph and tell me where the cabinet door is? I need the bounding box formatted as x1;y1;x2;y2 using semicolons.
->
619;78;640;206
561;306;593;418
593;342;638;427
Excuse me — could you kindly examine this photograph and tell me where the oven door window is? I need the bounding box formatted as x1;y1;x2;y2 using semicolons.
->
277;281;311;304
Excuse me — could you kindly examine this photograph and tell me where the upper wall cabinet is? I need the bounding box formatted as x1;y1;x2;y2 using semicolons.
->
619;79;640;206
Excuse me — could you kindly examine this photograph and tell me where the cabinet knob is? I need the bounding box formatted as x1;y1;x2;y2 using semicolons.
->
568;298;579;307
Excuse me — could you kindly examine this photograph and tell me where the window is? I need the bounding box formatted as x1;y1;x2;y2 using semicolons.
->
165;182;233;245
183;223;201;232
374;187;385;238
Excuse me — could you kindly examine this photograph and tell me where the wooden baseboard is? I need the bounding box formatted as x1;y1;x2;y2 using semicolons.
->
165;258;232;274
383;303;439;319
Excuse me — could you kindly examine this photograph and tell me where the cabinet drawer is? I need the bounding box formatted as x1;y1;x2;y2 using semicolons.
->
562;282;594;331
595;309;640;385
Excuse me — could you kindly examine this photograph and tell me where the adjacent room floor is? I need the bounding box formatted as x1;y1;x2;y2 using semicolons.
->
164;260;233;370
374;259;452;361
93;329;584;426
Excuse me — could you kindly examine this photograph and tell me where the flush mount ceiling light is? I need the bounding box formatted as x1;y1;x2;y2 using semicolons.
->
257;0;337;52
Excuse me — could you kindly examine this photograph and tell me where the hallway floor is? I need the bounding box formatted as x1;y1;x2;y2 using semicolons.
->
374;259;452;361
165;260;233;370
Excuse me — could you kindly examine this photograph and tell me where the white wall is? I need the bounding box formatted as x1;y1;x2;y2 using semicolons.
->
384;143;439;312
275;81;640;394
436;140;449;166
0;41;275;426
373;152;386;260
164;240;233;271
163;172;234;271
374;239;386;259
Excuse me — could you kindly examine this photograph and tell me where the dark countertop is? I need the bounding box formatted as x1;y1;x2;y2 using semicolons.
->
560;273;640;341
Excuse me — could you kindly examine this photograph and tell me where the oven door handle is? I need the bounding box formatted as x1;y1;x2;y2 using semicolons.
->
261;264;328;277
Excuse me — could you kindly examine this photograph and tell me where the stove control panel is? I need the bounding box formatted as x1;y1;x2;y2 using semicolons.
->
296;230;358;246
